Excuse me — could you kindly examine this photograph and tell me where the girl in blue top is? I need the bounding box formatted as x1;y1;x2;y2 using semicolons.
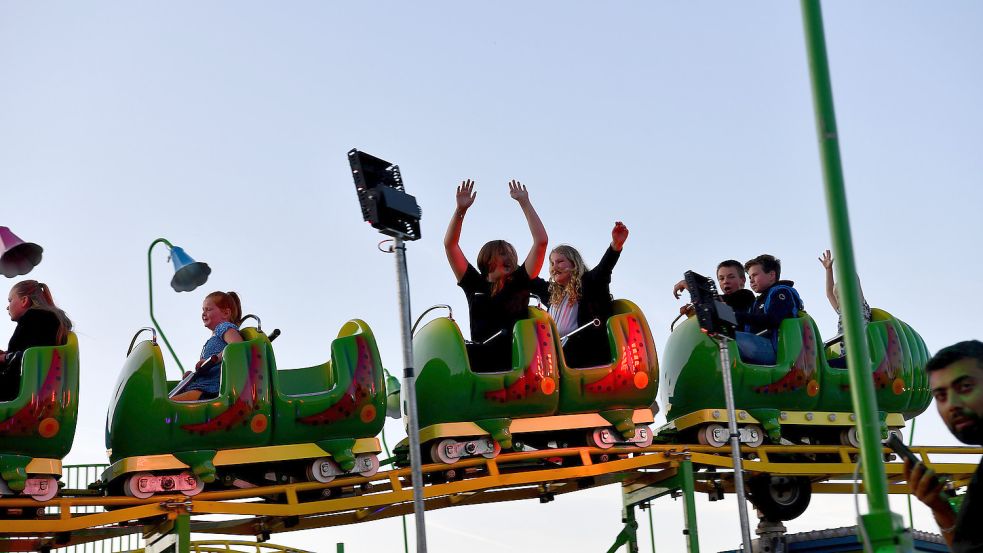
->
171;291;243;401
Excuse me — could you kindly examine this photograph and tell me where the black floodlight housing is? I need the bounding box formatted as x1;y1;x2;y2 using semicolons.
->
684;270;737;338
348;149;422;240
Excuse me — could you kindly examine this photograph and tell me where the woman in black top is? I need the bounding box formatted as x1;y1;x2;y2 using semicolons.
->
1;280;73;401
444;179;548;371
532;222;629;368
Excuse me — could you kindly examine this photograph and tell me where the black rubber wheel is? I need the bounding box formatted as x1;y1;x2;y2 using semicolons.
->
748;475;812;521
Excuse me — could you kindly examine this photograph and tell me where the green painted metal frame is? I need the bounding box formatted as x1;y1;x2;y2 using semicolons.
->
616;459;701;553
148;237;186;375
799;2;911;550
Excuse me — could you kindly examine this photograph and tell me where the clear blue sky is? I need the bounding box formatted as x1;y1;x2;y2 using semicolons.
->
2;2;981;551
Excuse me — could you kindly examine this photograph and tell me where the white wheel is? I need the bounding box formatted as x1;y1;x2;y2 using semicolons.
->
588;428;615;450
307;457;339;484
696;424;728;448
744;424;765;448
30;477;58;502
884;429;904;444
431;439;459;465
180;474;205;497
356;454;380;478
481;440;502;459
636;426;654;448
840;427;861;448
124;472;155;499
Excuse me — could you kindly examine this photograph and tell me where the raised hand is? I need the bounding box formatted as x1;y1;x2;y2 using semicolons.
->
456;179;476;212
819;249;834;270
508;179;529;204
672;279;687;299
611;221;629;251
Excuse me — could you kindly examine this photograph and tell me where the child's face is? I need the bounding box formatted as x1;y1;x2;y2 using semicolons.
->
6;289;30;322
201;298;232;330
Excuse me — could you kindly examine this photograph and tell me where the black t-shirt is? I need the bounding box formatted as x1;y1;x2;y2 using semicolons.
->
458;263;532;343
723;289;755;313
953;461;983;552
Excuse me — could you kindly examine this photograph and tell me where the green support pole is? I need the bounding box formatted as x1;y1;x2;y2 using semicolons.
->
799;2;911;551
175;513;190;553
680;460;701;553
148;237;186;375
607;505;640;553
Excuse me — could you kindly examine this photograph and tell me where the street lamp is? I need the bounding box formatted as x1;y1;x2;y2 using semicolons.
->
148;238;211;375
0;226;43;278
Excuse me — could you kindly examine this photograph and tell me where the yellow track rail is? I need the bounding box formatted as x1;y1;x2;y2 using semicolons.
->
0;444;979;552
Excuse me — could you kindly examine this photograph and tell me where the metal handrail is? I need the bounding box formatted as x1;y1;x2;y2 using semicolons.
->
126;327;157;356
411;304;453;336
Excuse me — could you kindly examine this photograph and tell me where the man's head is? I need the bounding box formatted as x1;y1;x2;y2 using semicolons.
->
744;254;780;294
716;260;746;295
927;340;983;445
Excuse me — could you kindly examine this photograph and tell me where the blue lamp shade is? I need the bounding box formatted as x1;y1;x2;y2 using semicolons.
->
0;226;43;278
168;246;211;292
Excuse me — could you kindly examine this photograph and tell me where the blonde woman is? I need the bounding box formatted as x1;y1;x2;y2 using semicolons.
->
533;222;629;367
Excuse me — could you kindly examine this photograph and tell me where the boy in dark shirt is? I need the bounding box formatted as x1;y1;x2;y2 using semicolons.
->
733;255;803;365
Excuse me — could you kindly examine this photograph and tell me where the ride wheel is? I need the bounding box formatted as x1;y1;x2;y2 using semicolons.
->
356;454;381;478
431;438;460;465
307;457;340;484
587;428;616;450
29;477;59;502
748;475;812;521
743;424;765;448
696;423;728;448
180;474;205;497
124;472;155;499
481;440;502;459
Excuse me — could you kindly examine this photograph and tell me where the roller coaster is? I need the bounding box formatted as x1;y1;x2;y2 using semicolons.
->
2;3;979;552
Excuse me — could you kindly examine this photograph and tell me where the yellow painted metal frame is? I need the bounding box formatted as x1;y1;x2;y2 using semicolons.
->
1;443;979;551
418;408;655;443
665;408;905;432
101;438;382;483
133;540;314;553
24;458;61;476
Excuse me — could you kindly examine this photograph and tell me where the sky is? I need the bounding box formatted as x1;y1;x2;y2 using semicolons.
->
2;1;982;552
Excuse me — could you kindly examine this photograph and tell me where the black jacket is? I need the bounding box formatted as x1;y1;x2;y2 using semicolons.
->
533;246;621;367
1;308;61;401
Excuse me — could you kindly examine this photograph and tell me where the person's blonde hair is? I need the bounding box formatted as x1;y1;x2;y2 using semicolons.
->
205;291;242;325
10;280;73;344
548;245;588;307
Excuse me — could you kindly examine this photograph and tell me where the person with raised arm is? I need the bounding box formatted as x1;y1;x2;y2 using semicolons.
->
444;179;548;371
530;222;629;368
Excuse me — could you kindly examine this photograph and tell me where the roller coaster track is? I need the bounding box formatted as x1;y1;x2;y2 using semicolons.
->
0;444;979;552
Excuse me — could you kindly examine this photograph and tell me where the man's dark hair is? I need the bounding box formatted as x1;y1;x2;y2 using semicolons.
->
717;259;744;273
744;254;781;280
925;340;983;373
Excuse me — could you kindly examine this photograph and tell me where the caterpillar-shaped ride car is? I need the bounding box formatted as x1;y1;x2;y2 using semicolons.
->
0;334;79;502
103;319;388;499
396;299;658;466
660;308;931;448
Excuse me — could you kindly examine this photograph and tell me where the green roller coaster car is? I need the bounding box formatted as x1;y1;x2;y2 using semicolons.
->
103;320;387;498
400;300;658;465
659;308;930;447
0;333;79;501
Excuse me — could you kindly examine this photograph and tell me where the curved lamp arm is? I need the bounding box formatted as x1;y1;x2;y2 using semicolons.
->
148;237;185;375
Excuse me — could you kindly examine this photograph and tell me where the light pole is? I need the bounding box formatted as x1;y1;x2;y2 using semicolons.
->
348;149;428;553
147;238;211;376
